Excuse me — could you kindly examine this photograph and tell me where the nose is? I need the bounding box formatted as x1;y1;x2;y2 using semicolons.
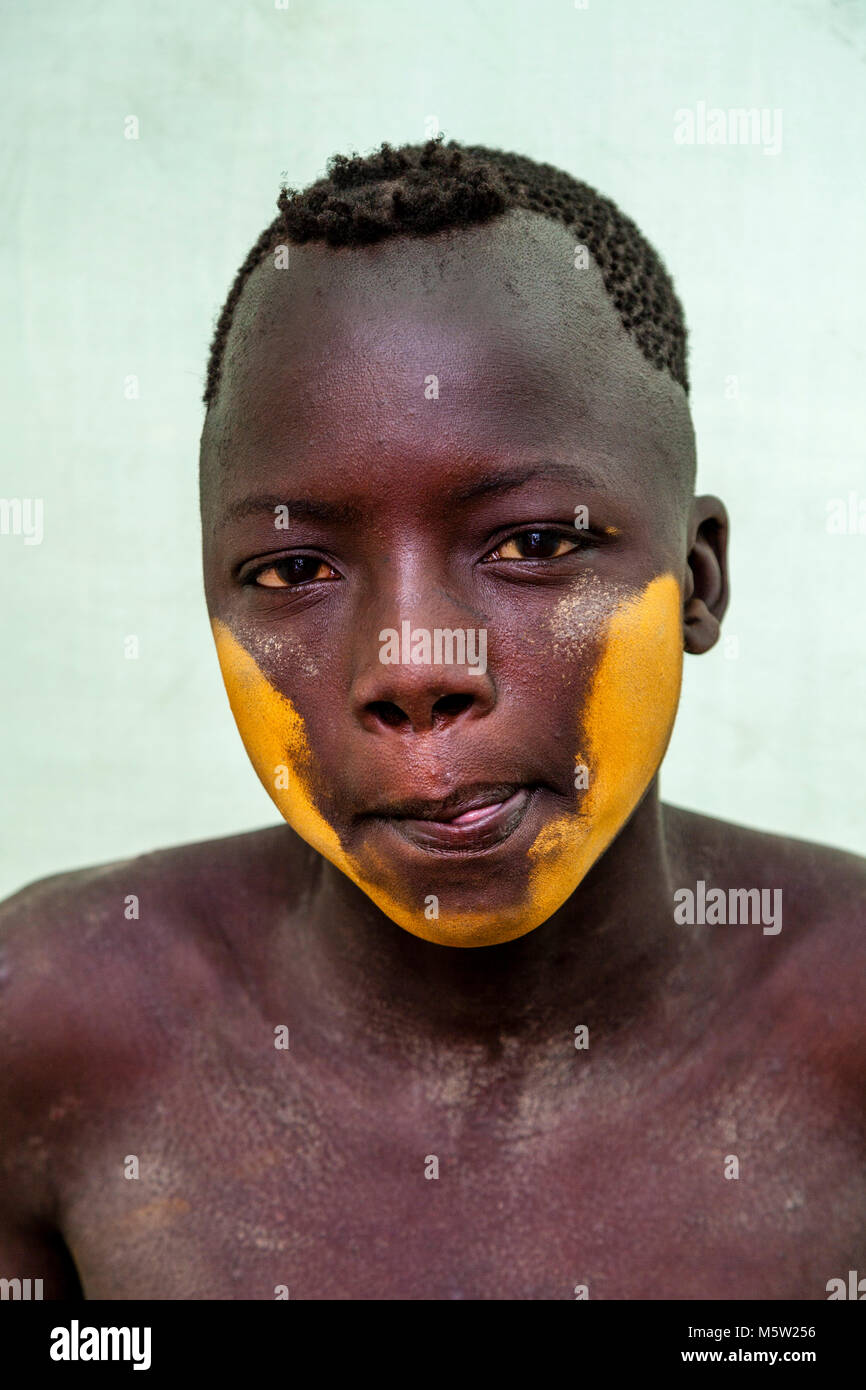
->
352;620;496;735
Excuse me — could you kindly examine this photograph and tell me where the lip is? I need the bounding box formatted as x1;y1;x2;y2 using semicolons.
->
383;785;535;854
367;780;524;822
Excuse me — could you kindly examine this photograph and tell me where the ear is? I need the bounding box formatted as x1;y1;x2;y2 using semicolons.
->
683;495;729;655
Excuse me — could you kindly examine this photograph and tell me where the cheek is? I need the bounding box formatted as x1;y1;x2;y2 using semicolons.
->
211;619;499;942
579;570;684;823
211;619;346;866
527;572;683;918
214;621;421;933
211;574;683;949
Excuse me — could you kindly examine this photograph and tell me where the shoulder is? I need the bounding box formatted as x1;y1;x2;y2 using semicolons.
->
0;823;274;980
0;825;305;1143
663;803;865;928
663;802;865;1054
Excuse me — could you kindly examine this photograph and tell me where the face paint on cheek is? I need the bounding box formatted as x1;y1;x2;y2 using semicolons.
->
526;571;684;923
211;619;483;937
211;619;347;867
211;571;682;951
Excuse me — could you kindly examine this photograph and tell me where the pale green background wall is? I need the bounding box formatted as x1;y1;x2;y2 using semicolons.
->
2;0;864;896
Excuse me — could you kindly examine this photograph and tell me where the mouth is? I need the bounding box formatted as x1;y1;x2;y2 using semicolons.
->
367;782;537;855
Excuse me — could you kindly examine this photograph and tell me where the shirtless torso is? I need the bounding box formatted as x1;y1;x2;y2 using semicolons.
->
1;807;863;1301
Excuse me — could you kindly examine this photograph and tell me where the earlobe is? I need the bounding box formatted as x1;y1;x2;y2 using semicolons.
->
684;596;721;654
682;495;730;655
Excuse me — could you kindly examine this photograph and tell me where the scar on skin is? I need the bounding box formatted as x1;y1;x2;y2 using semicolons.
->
434;585;489;623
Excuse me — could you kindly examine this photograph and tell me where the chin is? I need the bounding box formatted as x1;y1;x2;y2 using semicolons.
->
364;886;559;949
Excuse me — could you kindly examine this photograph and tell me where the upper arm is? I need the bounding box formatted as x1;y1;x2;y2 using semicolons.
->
0;876;88;1300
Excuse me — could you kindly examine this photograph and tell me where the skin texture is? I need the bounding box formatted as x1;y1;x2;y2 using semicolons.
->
1;210;864;1300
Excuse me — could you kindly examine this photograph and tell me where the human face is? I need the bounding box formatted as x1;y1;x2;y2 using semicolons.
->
201;210;696;947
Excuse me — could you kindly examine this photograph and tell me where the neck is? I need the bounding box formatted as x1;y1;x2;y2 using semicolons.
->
289;784;693;1059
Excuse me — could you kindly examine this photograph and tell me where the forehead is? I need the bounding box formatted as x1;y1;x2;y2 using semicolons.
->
201;210;692;506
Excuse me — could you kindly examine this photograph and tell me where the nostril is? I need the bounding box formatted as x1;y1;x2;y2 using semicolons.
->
432;693;473;722
367;700;408;728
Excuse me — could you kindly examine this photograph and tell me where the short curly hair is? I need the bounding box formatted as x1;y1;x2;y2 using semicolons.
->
203;136;688;408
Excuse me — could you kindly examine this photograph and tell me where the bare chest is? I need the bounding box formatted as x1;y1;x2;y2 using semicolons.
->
58;1045;862;1300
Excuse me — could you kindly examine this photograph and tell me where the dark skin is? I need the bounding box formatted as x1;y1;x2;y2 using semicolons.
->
1;211;864;1300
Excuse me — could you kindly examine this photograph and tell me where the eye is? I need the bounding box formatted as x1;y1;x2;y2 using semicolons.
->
483;528;582;562
251;556;341;588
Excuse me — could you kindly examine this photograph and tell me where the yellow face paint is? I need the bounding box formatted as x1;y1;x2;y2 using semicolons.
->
212;618;432;926
211;619;346;867
525;570;683;928
211;571;682;949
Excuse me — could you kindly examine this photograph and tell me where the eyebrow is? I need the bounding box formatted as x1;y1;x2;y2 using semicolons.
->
451;463;604;505
219;495;363;527
220;463;604;529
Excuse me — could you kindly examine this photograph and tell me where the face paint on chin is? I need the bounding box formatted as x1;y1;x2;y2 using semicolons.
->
210;570;683;949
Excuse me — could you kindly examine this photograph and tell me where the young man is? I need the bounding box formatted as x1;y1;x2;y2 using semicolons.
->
1;139;864;1300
